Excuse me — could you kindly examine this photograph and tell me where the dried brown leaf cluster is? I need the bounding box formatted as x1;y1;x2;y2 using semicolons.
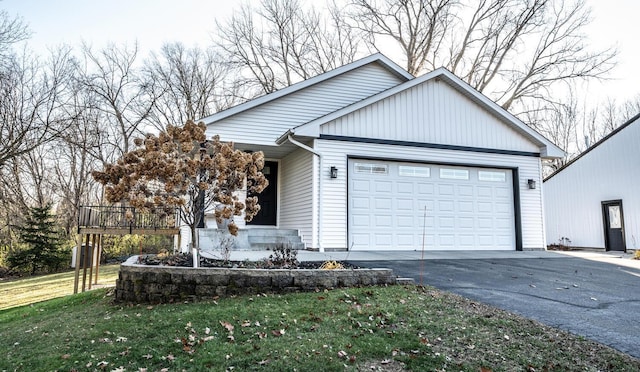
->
92;120;268;237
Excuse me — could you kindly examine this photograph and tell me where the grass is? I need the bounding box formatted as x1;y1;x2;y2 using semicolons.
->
1;282;639;371
0;264;120;310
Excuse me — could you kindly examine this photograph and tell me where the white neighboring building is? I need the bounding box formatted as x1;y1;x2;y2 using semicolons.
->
192;53;563;252
544;114;640;251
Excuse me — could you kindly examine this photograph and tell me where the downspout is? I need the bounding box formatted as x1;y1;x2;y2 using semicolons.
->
286;135;325;252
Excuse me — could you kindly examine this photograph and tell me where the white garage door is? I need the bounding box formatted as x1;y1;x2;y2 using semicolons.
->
348;159;516;251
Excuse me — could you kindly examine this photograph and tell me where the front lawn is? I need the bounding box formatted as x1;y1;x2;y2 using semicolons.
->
1;285;638;371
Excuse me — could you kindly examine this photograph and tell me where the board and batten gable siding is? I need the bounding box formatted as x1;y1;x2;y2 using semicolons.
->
320;79;539;153
205;63;405;145
315;138;545;250
279;147;315;248
544;117;640;249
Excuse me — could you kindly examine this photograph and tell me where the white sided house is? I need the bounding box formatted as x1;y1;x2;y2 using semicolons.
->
196;53;563;252
544;113;640;252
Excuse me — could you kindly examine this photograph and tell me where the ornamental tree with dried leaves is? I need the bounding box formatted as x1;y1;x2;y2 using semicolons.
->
92;120;268;249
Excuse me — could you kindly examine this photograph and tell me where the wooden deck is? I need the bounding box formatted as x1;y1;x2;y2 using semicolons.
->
74;206;180;293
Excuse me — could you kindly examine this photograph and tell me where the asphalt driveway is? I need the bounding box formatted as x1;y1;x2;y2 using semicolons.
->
349;253;640;359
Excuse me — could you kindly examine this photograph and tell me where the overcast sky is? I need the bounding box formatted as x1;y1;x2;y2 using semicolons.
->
3;0;638;106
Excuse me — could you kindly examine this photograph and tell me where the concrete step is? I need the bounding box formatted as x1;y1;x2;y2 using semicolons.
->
199;228;305;251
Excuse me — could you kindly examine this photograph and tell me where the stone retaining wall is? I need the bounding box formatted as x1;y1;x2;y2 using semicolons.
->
115;256;396;303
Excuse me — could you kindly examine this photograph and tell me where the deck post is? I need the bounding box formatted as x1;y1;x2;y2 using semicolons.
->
73;234;83;294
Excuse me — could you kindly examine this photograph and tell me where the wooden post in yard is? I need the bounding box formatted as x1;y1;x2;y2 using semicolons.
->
94;234;102;285
88;234;96;290
73;234;83;294
81;233;91;292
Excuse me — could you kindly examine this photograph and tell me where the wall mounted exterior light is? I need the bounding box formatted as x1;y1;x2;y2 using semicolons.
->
330;166;338;179
527;179;536;189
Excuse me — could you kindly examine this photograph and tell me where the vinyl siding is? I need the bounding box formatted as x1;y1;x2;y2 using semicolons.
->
205;63;405;145
544;119;640;249
279;148;315;248
321;79;539;153
315;138;545;250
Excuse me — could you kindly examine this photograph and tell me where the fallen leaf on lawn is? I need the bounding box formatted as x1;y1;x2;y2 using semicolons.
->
271;329;285;337
86;362;93;368
166;354;175;361
116;336;127;342
146;306;153;310
96;361;109;369
480;367;493;372
241;321;251;327
381;359;391;365
61;354;70;359
142;354;153;359
138;369;147;372
220;321;234;333
257;359;271;366
337;350;348;358
504;335;510;340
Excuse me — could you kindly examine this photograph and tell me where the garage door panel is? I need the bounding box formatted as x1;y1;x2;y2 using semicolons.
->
396;198;414;210
477;186;492;197
352;180;370;192
349;159;515;251
352;215;370;227
458;217;474;229
352;197;370;209
375;215;392;227
477;202;492;213
374;181;392;192
397;182;414;194
397;215;415;228
438;184;454;195
375;198;392;209
418;184;434;195
438;216;455;228
458;185;474;197
458;201;474;212
438;200;455;212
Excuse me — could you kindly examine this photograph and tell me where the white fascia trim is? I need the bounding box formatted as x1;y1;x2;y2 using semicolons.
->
290;68;565;159
199;53;413;125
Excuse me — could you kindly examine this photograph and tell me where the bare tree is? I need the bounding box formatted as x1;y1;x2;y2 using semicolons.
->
0;47;75;168
349;0;616;111
216;0;361;95
0;9;30;64
76;43;154;161
142;42;237;131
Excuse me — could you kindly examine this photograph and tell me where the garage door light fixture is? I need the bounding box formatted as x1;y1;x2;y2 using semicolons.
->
330;166;338;179
527;179;536;189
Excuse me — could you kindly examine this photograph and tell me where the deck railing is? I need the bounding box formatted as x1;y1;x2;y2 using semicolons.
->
78;205;179;232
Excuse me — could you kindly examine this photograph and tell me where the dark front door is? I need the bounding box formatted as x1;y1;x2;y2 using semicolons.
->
602;200;625;252
248;161;278;226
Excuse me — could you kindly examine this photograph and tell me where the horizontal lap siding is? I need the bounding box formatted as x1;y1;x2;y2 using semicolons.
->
206;63;405;145
315;139;545;250
280;148;315;248
544;119;640;249
321;80;539;153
